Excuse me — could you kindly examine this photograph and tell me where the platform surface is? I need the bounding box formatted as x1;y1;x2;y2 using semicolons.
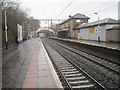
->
22;38;63;88
72;39;120;50
55;38;120;50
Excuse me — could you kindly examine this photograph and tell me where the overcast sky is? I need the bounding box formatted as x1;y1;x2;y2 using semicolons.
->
20;0;119;26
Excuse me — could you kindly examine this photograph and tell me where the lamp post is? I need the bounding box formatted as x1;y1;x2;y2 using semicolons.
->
94;13;99;21
4;10;8;49
94;12;100;42
2;6;8;49
2;1;8;49
2;1;18;48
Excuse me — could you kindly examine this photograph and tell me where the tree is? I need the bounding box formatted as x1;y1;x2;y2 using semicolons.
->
2;0;30;47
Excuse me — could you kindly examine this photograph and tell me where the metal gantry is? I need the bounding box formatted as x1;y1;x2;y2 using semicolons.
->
39;19;65;26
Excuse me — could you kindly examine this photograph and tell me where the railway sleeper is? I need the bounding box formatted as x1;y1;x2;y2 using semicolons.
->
65;76;83;79
62;71;79;74
72;84;94;88
69;80;89;84
61;68;77;72
65;73;82;77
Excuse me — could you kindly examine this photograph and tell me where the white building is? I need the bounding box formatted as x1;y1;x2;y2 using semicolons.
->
76;18;118;42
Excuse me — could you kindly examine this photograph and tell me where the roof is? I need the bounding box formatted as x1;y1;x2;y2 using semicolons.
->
60;13;90;25
70;13;90;19
76;18;118;29
107;26;120;30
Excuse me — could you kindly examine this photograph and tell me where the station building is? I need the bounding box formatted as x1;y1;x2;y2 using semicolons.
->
76;18;119;42
106;26;120;42
58;13;90;38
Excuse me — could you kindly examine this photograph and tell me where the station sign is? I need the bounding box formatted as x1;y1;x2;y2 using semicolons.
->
89;27;95;33
95;26;101;32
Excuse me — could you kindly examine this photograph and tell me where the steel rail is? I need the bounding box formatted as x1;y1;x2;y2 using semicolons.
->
42;40;73;89
51;38;120;66
41;39;106;89
51;40;120;76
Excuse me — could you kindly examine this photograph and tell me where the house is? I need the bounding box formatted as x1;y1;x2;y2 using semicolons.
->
58;13;90;38
76;18;118;42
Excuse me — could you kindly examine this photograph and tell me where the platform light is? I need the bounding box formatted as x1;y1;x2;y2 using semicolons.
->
94;12;100;42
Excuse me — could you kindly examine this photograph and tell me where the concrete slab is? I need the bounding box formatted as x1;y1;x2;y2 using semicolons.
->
22;38;63;88
52;37;120;50
38;39;63;88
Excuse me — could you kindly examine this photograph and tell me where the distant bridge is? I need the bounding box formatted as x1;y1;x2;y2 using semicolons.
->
36;27;55;34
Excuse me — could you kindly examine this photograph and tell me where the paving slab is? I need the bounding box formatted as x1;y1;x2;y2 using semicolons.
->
22;38;63;88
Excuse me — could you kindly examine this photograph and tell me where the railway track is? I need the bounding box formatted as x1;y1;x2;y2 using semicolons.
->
41;39;106;89
50;39;120;76
51;38;120;65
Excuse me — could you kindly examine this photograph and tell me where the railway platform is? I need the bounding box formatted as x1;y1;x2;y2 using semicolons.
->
22;38;63;88
2;38;63;88
51;37;120;51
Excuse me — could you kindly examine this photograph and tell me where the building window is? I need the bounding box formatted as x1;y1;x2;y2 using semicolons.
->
76;20;81;23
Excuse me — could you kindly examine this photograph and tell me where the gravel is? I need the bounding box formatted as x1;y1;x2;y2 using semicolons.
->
42;38;120;89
